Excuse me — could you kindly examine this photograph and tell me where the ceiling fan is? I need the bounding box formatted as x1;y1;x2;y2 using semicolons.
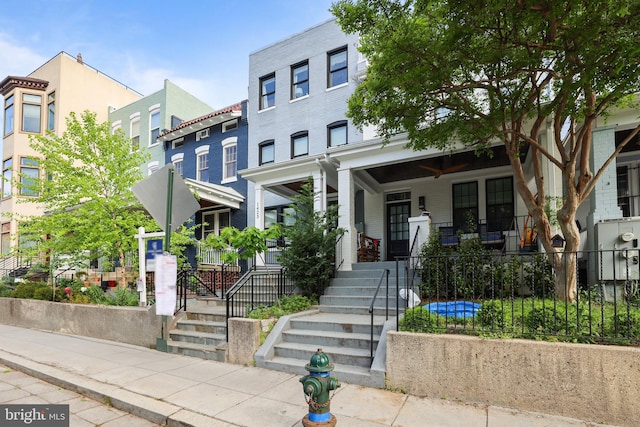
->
418;161;469;179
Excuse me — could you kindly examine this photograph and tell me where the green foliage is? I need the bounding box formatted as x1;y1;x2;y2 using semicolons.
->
169;220;200;269
83;285;109;304
109;287;139;306
399;306;446;333
332;0;640;299
14;111;154;282
277;177;346;298
523;254;555;297
247;295;315;320
420;221;492;299
204;225;281;265
12;282;44;299
477;301;505;330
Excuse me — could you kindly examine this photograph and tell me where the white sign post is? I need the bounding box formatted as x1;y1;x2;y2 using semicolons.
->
155;253;177;316
134;227;165;307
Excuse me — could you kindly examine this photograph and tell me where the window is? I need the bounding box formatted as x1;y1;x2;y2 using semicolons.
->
222;119;238;133
222;137;237;182
203;210;230;238
2;158;12;198
291;131;309;158
19;157;39;196
111;120;121;134
149;107;160;145
452;181;478;231
259;73;276;109
172;153;184;178
47;92;55;131
486;177;514;231
130;113;140;149
291;61;309;99
327;121;347;147
147;161;159;175
1;222;10;255
4;94;14;135
21;94;42;133
196;145;210;181
259;140;274;165
328;47;348;87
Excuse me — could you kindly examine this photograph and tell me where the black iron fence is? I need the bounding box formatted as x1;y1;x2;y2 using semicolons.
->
397;249;640;345
225;266;294;340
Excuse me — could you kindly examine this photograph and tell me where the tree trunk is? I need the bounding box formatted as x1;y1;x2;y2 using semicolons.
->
118;251;127;288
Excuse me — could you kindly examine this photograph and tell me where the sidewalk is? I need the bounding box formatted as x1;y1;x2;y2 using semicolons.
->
0;325;616;427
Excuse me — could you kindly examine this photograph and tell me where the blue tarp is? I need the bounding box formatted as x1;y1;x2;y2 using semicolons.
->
424;301;481;318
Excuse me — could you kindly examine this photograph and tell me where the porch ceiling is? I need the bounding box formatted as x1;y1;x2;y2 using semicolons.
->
364;146;511;184
184;178;244;210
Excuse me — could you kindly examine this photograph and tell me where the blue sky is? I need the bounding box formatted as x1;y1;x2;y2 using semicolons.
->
0;0;336;110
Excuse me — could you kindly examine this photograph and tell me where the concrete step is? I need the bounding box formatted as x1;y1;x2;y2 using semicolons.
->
273;341;373;368
333;269;402;279
281;329;377;350
173;318;227;334
262;356;384;388
166;340;226;362
289;313;385;335
169;329;226;346
319;294;398;307
318;304;398;316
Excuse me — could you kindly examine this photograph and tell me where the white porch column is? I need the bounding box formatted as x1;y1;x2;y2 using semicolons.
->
312;169;325;213
337;167;355;270
254;184;265;230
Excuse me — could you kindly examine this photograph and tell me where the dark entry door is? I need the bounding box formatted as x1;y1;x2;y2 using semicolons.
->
386;201;410;260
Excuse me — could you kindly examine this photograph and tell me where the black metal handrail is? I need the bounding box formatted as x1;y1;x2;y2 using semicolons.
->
409;225;421;257
224;266;293;341
335;234;344;272
368;268;389;364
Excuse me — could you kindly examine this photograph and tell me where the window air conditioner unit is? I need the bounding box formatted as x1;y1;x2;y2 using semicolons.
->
196;128;210;141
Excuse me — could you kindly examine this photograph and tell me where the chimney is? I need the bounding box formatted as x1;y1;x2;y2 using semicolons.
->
77;53;83;64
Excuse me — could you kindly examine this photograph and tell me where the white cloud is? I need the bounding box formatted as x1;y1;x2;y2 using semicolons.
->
0;33;48;81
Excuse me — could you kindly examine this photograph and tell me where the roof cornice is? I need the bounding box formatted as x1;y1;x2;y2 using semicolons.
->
0;76;49;96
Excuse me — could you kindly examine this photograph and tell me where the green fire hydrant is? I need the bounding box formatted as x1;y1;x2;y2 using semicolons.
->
300;348;340;426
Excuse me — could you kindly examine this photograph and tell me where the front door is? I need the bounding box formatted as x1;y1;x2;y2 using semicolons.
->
386;201;410;260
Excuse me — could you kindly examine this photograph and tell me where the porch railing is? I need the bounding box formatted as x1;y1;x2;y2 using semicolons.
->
397;249;640;346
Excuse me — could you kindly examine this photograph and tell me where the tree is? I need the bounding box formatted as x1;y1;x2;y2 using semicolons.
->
14;111;154;287
332;0;640;302
204;225;281;266
278;177;346;298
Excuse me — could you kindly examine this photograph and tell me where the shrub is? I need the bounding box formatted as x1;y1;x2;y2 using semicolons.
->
84;285;108;304
477;301;506;330
399;306;446;333
609;310;640;340
109;287;139;306
12;282;42;299
247;295;314;320
277;177;345;298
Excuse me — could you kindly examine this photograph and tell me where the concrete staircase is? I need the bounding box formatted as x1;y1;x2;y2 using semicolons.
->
256;261;405;388
166;298;228;362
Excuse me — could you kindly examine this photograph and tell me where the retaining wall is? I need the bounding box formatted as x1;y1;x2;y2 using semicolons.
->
0;298;162;348
386;331;640;426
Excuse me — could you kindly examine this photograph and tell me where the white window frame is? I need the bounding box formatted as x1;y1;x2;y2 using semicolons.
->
202;209;231;238
130;112;140;150
111;120;121;135
222;119;238;133
221;137;238;184
147;161;159;176
149;104;160;147
171;153;184;177
196;145;210;182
